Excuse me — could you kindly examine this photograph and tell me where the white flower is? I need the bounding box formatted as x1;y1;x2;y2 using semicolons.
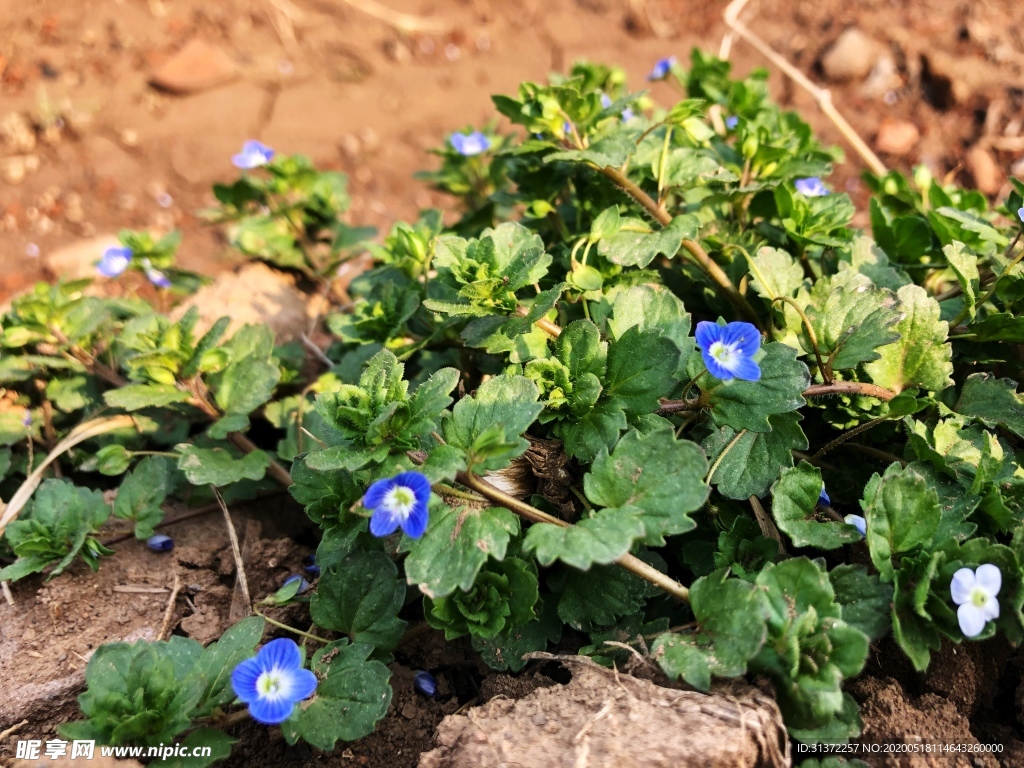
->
950;564;1001;638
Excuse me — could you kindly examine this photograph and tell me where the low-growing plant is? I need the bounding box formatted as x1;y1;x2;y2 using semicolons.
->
3;51;1024;762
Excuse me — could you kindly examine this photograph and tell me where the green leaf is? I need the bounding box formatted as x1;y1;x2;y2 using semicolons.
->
955;373;1024;438
597;215;698;268
113;456;171;539
215;357;280;416
747;246;805;301
193;616;265;715
556;562;652;631
771;463;862;549
288;456;361;527
524;508;646;569
310;549;407;653
404;505;520;598
584;428;709;545
604;326;679;414
104;384;192;411
608;285;693;375
943;241;980;320
426;557;539;639
862;463;940;581
829;564;893;642
161;729;235;768
95;444;133;476
175;445;270;486
703;343;809;432
442;375;542;472
703;412;808;500
864;284;953;393
282;641;392;750
805;285;901;371
46;375;97;412
652;569;768;691
546;130;641;168
472;599;563;672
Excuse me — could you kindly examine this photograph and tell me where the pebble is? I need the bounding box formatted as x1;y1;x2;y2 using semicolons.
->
965;145;1002;196
821;27;880;83
149;37;238;94
875;118;920;156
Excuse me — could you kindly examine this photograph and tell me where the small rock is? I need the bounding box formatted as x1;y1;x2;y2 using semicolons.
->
43;234;121;280
149;37;238;94
821;27;881;83
966;145;1002;196
0;111;36;152
875;118;920;156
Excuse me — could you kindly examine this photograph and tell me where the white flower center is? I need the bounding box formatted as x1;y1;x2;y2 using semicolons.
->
257;670;284;699
709;341;736;366
383;485;415;519
970;588;990;608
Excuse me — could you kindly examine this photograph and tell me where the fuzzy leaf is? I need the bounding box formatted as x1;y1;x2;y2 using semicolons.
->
113;456;171;539
829;564;893;642
747;247;805;301
104;384;192;411
943;241;980;320
703;412;808;500
608;285;693;376
597;215;698;268
175;445;269;486
805;285;901;371
524;507;646;569
703;343;809;432
862;463;940;582
771;462;862;549
955;373;1024;438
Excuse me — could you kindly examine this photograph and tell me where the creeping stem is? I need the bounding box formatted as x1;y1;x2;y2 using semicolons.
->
658;380;896;415
596;165;763;330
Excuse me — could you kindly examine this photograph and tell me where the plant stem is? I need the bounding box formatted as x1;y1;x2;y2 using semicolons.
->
596;165;762;329
514;305;562;338
659;380;897;415
771;297;830;383
252;608;332;644
950;231;1024;327
811;418;888;461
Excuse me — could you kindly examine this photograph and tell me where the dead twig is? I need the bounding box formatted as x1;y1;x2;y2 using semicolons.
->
722;0;887;176
1;581;13;606
335;0;451;35
158;573;182;641
212;487;251;618
0;719;29;742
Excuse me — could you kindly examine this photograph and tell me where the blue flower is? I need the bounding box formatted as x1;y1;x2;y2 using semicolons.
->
621;107;635;121
232;140;275;169
695;321;762;382
725;116;739;130
21;410;31;428
450;130;490;156
97;246;132;277
818;486;830;507
1018;206;1024;225
844;514;866;538
951;564;1001;637
231;638;318;725
413;670;437;698
600;93;634;122
146;534;174;552
142;259;171;289
647;56;677;81
363;471;431;538
283;574;311;594
794;177;829;197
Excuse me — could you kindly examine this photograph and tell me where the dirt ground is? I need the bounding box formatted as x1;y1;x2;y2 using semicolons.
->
4;0;1024;766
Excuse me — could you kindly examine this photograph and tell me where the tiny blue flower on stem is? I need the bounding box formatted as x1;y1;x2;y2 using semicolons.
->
97;246;132;278
600;93;634;122
818;486;830;507
647;56;677;81
695;321;762;382
1017;206;1024;225
413;670;437;698
232;140;275;169
363;471;431;539
141;259;171;289
450;130;490;156
231;638;318;725
843;514;866;538
794;177;829;197
21;410;31;428
725;116;739;130
283;574;311;594
146;534;174;553
950;564;1001;638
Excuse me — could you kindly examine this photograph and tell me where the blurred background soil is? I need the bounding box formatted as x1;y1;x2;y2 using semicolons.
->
1;0;1023;302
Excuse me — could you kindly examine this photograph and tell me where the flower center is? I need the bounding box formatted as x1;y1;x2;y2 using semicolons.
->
970;588;989;608
708;341;735;365
384;486;415;518
257;670;283;698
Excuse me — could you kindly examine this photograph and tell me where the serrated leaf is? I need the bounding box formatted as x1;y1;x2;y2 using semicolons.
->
806;285;901;371
215;357;280;416
943;241;980;320
113;456;171;539
597;215;698;268
604;326;679;413
310;549;407;653
175;445;270;486
703;342;809;432
608;285;693;376
747;246;805;301
546;130;641;168
828;564;893;642
193;616;265;714
104;384;192;411
556;563;651;631
862;463;940;582
703;412;808;500
584;428;708;545
771;463;862;549
524;507;645;569
288;456;362;528
404;505;519;598
472;598;563;672
955;373;1024;438
864;284;953;393
161;729;235;768
652;570;768;691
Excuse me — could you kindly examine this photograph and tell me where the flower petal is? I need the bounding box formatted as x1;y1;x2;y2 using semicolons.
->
362;477;395;512
728;355;761;382
231;657;264;703
950;567;977;605
982;595;1000;623
286;667;319;703
975;563;1002;597
700;348;735;381
694;321;722;353
720;321;761;357
402;502;429;539
844;514;866;538
248;696;296;726
818;486;831;506
258;637;303;672
957;603;987;638
393;471;431;505
369;507;402;537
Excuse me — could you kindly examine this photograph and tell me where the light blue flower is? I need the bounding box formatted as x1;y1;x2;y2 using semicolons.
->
818;486;830;507
950;564;1001;638
450;130;490;156
795;177;829;197
647;56;677;81
600;93;634;122
141;259;171;289
695;321;762;382
97;246;132;277
621;107;635;121
725;116;739;130
231;638;318;725
844;514;866;538
363;471;431;539
232;140;275;169
1018;206;1024;225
